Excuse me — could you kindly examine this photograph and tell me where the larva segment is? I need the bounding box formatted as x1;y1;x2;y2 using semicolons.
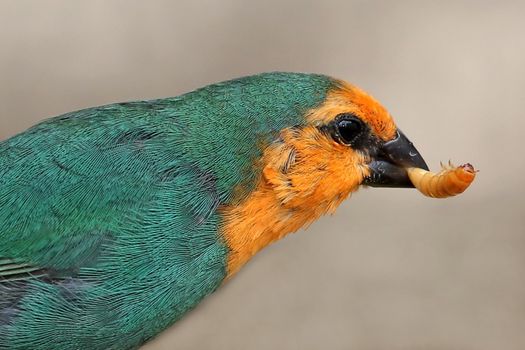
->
407;163;476;198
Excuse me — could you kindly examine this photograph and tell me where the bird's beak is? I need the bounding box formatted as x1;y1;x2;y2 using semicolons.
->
363;130;429;188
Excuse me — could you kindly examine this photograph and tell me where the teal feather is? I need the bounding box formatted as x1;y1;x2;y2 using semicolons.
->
0;72;334;349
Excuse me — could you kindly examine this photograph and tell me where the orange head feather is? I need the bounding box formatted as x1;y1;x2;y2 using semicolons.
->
221;80;404;277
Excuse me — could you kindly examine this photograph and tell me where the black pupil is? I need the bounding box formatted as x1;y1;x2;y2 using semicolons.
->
337;118;362;144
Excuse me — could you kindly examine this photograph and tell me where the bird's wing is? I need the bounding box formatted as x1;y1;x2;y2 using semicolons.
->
0;102;225;282
0;103;229;347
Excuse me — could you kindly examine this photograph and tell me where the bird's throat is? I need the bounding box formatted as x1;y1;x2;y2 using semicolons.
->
220;127;366;278
220;179;330;278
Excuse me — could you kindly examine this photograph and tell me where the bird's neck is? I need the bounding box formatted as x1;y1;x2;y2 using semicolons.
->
220;128;365;278
220;179;334;278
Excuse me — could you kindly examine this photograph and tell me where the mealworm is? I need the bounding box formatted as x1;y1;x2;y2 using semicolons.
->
407;162;476;198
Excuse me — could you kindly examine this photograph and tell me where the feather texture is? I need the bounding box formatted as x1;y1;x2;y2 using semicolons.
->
0;72;334;349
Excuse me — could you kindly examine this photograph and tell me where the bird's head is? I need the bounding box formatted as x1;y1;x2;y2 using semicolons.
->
258;77;428;211
201;72;430;275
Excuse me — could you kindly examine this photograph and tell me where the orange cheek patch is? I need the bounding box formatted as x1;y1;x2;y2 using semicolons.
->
220;80;397;277
306;80;397;142
220;127;369;277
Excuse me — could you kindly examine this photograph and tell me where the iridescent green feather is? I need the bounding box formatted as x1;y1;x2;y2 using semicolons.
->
0;72;334;349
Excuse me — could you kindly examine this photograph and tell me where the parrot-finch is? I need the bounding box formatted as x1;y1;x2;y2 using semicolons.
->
0;72;428;349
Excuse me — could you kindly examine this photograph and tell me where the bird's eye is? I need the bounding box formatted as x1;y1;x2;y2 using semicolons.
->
334;114;364;145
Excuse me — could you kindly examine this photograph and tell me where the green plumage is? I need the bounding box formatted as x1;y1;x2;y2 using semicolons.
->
0;72;334;349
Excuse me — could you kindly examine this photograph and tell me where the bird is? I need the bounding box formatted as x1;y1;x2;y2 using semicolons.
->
0;72;428;349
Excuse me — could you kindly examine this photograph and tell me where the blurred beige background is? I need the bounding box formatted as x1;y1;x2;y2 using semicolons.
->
1;1;524;349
